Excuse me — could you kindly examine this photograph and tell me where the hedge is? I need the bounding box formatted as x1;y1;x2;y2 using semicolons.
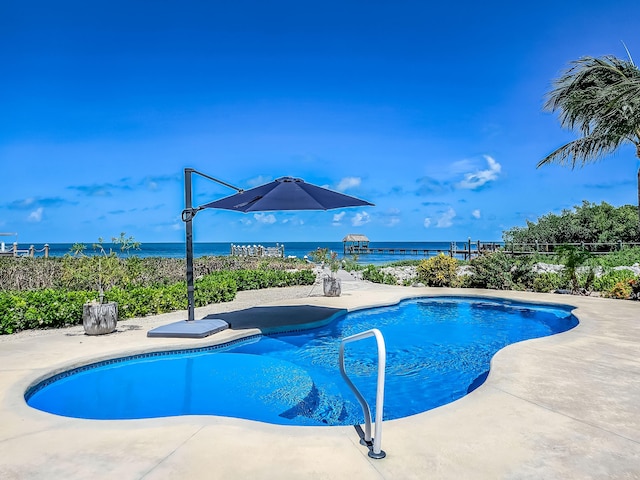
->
0;269;316;335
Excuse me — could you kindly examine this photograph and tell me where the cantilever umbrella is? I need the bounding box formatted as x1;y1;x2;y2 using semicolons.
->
201;176;373;212
148;171;374;339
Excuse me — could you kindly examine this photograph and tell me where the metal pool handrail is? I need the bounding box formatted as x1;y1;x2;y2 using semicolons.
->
339;328;386;459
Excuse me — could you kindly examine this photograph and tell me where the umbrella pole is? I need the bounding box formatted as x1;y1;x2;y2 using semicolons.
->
184;168;196;322
148;168;245;338
182;168;243;323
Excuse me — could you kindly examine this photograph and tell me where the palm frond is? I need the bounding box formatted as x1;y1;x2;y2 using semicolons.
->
538;133;627;168
543;55;640;158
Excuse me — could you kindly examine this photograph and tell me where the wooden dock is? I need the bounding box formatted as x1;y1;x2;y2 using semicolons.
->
344;240;500;261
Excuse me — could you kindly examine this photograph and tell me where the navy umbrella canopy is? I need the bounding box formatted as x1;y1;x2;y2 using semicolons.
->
148;169;374;339
201;176;373;212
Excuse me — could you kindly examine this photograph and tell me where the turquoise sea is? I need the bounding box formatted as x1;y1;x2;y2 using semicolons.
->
19;241;499;265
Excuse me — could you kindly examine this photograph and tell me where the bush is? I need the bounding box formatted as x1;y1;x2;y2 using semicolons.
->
465;252;536;291
468;252;515;290
230;269;315;290
0;255;314;293
0;257;65;291
605;281;632;299
0;289;95;334
416;254;458;287
502;201;639;244
595;247;640;268
342;256;364;272
385;259;422;267
0;268;315;334
554;245;595;293
361;265;398;285
532;272;564;293
593;269;639;293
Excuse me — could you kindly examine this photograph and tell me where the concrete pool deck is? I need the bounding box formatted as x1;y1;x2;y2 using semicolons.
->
1;276;640;479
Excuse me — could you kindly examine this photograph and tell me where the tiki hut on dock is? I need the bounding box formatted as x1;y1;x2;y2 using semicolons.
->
342;234;370;255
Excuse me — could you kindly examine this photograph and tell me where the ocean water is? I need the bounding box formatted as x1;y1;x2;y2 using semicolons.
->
18;241;498;265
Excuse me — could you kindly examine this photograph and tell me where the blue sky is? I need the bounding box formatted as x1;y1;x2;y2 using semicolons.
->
2;0;639;244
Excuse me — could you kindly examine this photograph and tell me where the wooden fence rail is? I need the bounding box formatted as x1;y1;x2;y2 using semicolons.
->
345;240;640;261
0;242;50;258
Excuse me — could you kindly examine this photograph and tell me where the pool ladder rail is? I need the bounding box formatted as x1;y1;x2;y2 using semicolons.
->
339;328;387;459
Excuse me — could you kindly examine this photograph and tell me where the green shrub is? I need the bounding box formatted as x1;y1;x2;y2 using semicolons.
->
468;252;538;291
195;273;238;306
0;266;316;334
0;292;26;334
605;281;632;299
593;269;639;293
502;201;639;244
385;259;422;267
532;272;564;293
229;269;315;290
456;273;474;288
510;261;538;291
595;247;640;268
342;256;364;272
361;265;397;285
554;245;595;293
416;254;458;287
0;289;95;334
468;252;515;290
0;255;314;293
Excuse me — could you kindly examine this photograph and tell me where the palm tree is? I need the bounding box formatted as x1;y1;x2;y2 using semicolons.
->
538;55;640;236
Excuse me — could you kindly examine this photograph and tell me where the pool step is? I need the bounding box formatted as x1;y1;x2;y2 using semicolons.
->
279;382;351;425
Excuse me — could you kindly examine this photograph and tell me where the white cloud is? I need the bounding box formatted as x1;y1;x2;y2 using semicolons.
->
386;217;400;227
28;207;43;222
436;208;456;228
247;175;272;187
449;159;476;175
472;209;481;219
351;211;370;226
332;212;346;224
240;218;252;226
283;218;304;226
254;213;276;224
336;177;361;192
332;212;345;226
423;218;431;228
457;155;501;190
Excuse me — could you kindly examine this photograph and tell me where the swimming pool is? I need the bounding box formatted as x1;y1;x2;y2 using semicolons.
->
26;296;578;426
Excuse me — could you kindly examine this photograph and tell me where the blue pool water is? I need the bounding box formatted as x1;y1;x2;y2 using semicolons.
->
26;297;578;425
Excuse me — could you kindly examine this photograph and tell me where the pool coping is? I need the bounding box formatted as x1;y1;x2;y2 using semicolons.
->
1;284;640;479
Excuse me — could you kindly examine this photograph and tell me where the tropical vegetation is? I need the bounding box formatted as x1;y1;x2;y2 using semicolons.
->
0;255;315;334
539;54;640;236
502;201;639;245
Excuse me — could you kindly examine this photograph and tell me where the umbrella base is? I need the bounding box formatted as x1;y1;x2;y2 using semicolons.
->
147;319;229;338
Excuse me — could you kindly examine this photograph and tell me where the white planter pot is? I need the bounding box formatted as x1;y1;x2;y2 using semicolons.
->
323;276;341;297
82;301;118;335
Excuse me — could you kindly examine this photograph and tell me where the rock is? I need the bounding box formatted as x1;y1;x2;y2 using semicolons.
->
532;263;564;274
456;265;473;276
380;266;417;284
613;264;640;276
